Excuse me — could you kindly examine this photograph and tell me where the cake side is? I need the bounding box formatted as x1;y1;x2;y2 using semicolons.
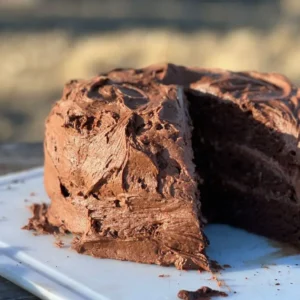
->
44;77;209;270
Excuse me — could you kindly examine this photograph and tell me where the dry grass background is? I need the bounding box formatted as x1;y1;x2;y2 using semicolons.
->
1;0;300;142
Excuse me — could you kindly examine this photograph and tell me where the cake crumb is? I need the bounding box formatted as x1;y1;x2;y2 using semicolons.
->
223;264;231;269
30;192;36;196
210;260;224;271
22;203;68;235
55;240;64;248
177;286;228;299
275;283;280;286
158;274;170;278
217;280;225;287
209;275;229;291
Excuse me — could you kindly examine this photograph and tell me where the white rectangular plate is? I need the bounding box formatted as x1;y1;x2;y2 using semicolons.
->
0;168;300;300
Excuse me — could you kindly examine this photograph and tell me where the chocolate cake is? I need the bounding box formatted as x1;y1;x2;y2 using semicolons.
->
40;63;300;271
44;77;209;270
105;64;300;247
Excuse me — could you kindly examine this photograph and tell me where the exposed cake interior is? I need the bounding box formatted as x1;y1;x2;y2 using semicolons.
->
187;90;300;246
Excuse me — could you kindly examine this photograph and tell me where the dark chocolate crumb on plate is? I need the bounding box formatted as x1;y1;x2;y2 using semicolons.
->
210;260;224;271
177;286;228;300
223;264;231;269
22;203;68;235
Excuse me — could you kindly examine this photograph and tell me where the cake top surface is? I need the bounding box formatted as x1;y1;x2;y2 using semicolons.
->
48;77;200;202
104;63;300;126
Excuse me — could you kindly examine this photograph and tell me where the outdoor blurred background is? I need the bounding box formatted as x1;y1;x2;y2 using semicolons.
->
1;0;300;142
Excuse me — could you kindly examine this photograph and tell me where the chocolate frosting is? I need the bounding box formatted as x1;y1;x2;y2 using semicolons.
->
27;62;300;271
109;64;299;123
44;77;209;270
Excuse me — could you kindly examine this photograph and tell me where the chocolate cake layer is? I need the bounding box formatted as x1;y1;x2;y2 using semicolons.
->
44;77;209;270
188;70;300;246
105;64;300;247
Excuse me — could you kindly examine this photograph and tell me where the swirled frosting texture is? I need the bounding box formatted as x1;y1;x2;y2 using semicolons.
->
105;63;300;127
45;77;209;270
